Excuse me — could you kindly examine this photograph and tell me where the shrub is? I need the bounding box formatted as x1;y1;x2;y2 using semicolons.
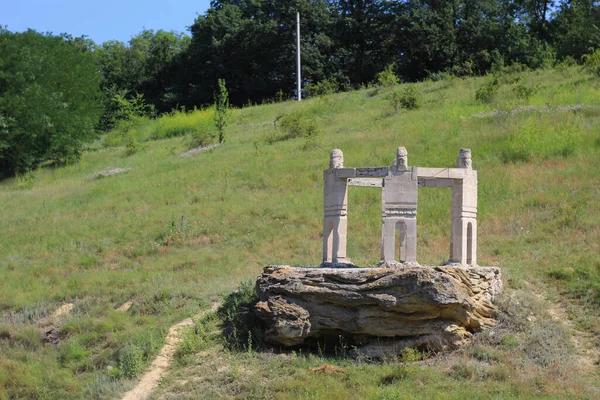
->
582;48;600;77
99;92;155;133
305;77;340;97
428;70;453;82
513;83;537;100
125;138;140;156
377;63;400;88
187;130;214;149
390;91;402;114
400;85;419;110
118;344;143;378
475;78;500;103
271;112;319;143
523;321;570;367
390;86;420;113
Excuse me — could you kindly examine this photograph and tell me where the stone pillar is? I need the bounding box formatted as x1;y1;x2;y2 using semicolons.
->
323;149;349;264
381;147;419;265
450;149;478;265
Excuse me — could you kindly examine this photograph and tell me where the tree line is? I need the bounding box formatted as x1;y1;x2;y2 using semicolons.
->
116;0;600;110
1;0;600;175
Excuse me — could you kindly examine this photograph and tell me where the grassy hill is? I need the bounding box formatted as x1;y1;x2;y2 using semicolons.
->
0;67;599;399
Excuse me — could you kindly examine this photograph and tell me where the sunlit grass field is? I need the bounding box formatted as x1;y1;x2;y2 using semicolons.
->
1;67;599;399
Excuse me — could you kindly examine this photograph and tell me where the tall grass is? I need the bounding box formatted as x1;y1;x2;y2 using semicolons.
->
102;107;215;147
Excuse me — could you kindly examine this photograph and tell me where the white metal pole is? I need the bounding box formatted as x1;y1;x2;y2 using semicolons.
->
297;12;301;101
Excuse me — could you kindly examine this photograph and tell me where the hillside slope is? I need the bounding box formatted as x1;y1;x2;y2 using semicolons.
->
0;67;599;399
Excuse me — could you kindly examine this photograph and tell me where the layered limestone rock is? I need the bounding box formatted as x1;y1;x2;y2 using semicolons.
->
254;265;502;356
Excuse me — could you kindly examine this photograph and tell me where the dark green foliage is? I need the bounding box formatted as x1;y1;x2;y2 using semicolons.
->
0;29;102;176
99;92;155;134
87;0;600;111
181;0;333;107
219;281;263;351
95;29;190;122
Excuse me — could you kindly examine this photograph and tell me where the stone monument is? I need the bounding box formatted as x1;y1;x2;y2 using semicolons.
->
322;147;478;267
254;147;502;355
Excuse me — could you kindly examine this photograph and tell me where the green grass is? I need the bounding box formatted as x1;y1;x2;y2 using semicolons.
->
0;66;599;399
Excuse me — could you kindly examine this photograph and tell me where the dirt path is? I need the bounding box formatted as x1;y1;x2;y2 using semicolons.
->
121;302;220;400
534;291;600;374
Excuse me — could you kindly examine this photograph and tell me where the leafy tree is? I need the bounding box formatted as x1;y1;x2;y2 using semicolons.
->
94;30;190;130
328;0;400;85
179;0;334;106
0;29;102;176
551;0;600;62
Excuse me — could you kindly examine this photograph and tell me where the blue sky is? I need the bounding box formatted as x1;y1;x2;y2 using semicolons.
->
1;0;211;44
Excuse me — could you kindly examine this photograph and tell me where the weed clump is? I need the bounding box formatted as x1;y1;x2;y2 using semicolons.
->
475;77;500;103
116;332;162;379
219;280;263;352
513;83;537;100
118;344;144;379
267;111;320;144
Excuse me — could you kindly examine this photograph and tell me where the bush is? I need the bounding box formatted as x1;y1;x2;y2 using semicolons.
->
377;63;400;88
428;71;453;82
270;112;319;143
305;77;340;97
390;91;402;114
0;29;103;176
98;92;155;133
400;86;419;110
475;78;500;103
582;48;600;77
513;83;537;100
125;138;140;156
390;86;419;113
187;130;214;149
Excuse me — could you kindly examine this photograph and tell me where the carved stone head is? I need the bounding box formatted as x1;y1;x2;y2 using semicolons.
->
457;148;472;169
396;147;408;170
330;149;344;169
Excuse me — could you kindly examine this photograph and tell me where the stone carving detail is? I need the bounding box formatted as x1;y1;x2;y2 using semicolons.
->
322;147;478;267
330;148;344;169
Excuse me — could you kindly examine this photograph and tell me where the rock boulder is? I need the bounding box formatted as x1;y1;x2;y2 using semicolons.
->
254;265;502;356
